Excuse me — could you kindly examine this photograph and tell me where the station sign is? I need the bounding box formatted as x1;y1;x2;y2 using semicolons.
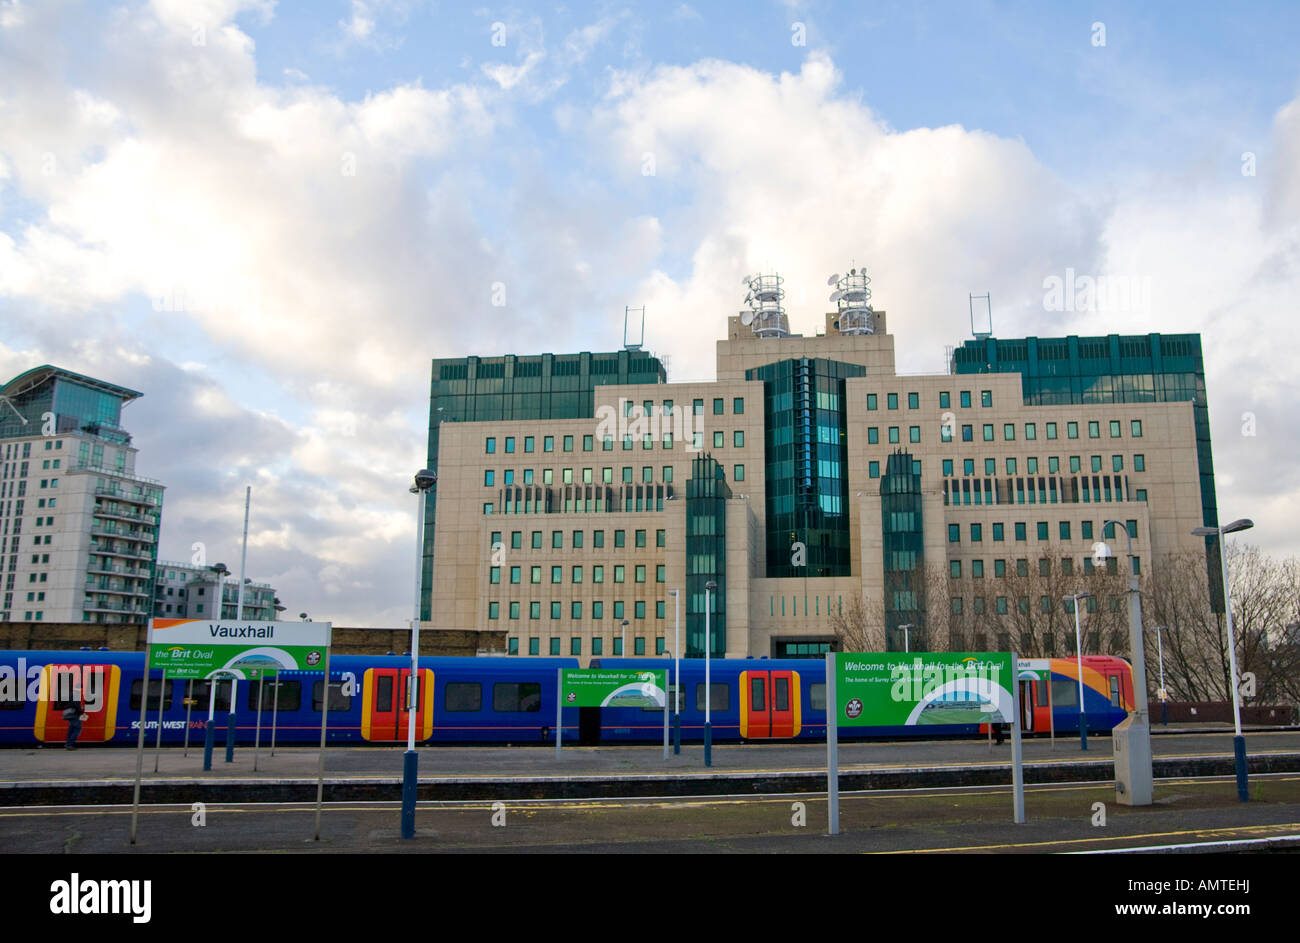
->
1017;658;1052;682
561;668;667;708
833;652;1015;727
147;619;332;680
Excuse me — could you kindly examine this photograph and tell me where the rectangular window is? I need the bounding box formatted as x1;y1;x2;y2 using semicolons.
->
1109;420;1121;438
713;398;724;415
963;459;974;475
573;530;584;548
992;523;1004;541
1015;522;1026;541
493;682;541;712
571;602;582;620
635;565;646;583
525;436;535;453
962;424;972;442
887;393;898;410
909;426;920;443
866;394;877;410
1059;521;1071;540
908;392;919;409
552;530;563;548
1003;423;1015;441
734;398;744;414
713;431;724;448
695;683;730;712
983;424;994;441
869;461;879;478
1112;455;1123;472
1025;422;1037;440
505;437;515;453
950;560;962;578
544;436;554;452
1067;422;1078;439
1091;455;1102;473
981;390;992;407
985;458;996;476
1088;421;1100;438
734;430;744;447
960;391;971;408
1037;522;1048;540
583;435;594;451
733;464;744;481
1131;420;1143;437
1046;422;1057;440
942;460;953;476
485;437;496;453
313;680;352;712
868;427;878;444
1005;457;1017;474
972;560;984;578
948;524;960;543
994;559;1006;577
531;531;542;549
614;565;625;583
594;531;605;548
444;682;482;712
551;565;562;584
615;530;625;548
551;603;561;620
1134;454;1145;472
593;565;604;583
970;523;982;542
888;427;899;444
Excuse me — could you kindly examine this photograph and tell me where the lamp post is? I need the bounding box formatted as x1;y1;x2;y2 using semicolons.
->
670;589;681;754
202;562;229;771
704;579;717;768
1193;518;1255;802
898;623;914;653
402;469;437;839
1154;626;1168;726
1062;591;1092;750
620;619;629;657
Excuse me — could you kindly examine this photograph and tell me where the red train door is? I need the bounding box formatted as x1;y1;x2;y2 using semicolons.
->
741;670;799;739
362;667;431;741
35;664;119;744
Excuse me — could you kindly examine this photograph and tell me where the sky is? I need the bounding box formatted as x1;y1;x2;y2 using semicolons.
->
1;0;1297;626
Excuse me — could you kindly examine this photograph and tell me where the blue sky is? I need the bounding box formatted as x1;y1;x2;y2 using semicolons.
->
2;0;1298;624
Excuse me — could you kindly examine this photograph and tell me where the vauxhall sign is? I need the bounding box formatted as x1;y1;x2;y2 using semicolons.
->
146;618;332;680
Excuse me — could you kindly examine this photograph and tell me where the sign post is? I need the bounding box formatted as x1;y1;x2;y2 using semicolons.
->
556;668;667;756
133;618;332;842
825;652;1024;834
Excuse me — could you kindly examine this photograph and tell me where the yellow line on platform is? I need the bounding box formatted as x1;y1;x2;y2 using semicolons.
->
880;821;1300;854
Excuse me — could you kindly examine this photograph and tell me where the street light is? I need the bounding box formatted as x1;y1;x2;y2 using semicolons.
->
704;579;717;768
898;623;914;653
203;562;229;771
669;589;681;754
402;468;437;840
1193;518;1255;801
620;619;629;657
1062;591;1092;750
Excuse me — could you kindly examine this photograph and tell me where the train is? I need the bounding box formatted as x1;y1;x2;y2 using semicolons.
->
0;649;1134;747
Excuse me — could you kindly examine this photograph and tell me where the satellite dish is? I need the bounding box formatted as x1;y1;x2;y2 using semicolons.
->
829;290;844;303
849;268;856;276
826;274;840;287
741;275;753;286
740;310;755;326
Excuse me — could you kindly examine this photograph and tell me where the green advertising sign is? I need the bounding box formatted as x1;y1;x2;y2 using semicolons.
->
561;669;667;708
147;619;332;680
833;652;1015;727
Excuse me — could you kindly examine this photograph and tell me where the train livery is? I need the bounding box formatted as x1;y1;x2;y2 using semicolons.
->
0;650;1133;747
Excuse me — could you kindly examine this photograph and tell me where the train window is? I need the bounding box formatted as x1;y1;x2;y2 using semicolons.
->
1109;675;1121;708
750;677;765;711
1036;681;1049;707
189;680;232;712
313;680;352;712
247;681;301;712
129;678;175;711
444;682;482;712
374;675;393;712
809;683;826;711
694;683;729;712
493;682;542;713
1051;680;1077;707
774;677;789;712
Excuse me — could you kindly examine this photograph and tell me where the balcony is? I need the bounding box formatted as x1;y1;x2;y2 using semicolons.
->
93;505;160;526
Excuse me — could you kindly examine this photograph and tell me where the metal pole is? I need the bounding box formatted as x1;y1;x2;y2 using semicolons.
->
662;668;668;760
555;668;562;757
202;675;217;771
183;679;194;757
1157;626;1167;726
1074;599;1087;750
825;651;838;835
401;487;427;840
1010;652;1025;824
704;584;712;768
225;677;237;763
236;486;250;619
152;670;166;773
1048;663;1055;751
1218;531;1249;801
673;589;680;755
254;671;264;772
271;669;280;757
129;639;153;845
313;630;332;841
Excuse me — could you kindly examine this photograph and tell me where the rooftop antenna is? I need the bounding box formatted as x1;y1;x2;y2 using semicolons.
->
623;305;645;350
828;263;876;335
741;272;789;337
969;292;992;339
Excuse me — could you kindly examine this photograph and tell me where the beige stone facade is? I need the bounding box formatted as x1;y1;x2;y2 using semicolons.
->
427;312;1208;664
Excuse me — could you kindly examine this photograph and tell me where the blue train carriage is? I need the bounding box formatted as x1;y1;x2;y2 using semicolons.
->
0;651;585;747
1018;655;1133;736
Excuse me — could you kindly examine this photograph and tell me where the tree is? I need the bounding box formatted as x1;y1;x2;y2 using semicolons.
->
829;592;886;653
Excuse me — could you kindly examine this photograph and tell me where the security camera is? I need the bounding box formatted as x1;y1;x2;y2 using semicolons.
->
1091;541;1113;565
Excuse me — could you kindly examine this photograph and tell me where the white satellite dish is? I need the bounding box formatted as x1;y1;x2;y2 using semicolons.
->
740;310;755;326
829;290;844;303
742;275;753;286
826;274;840;287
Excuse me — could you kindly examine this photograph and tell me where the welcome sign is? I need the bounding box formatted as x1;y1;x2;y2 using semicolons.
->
833;652;1015;727
147;619;332;680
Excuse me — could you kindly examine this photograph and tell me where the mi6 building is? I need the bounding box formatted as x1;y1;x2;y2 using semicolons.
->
420;275;1217;663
